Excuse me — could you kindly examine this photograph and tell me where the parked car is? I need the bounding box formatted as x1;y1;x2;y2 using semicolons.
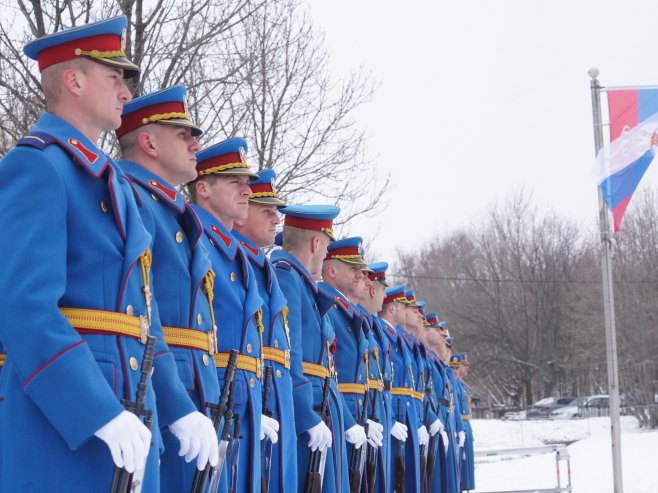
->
526;396;578;419
549;397;587;419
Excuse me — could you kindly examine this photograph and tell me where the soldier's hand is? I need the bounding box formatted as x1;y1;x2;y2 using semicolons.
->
307;421;332;451
429;418;444;437
391;421;408;442
168;411;219;470
345;424;367;449
417;425;430;446
260;414;280;443
458;430;466;448
366;419;383;448
94;410;151;473
440;429;450;454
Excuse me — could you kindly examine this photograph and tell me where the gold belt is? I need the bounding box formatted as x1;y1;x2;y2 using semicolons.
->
302;361;330;378
462;415;471;420
337;383;366;395
163;325;215;354
368;378;384;391
262;346;291;369
61;307;149;343
214;352;262;378
391;387;424;401
0;354;5;367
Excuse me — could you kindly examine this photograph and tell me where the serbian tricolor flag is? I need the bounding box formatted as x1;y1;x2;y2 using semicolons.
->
595;87;658;231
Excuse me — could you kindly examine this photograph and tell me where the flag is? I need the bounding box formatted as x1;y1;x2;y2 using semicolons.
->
595;87;658;231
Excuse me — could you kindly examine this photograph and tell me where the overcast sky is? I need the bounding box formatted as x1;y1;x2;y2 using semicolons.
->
306;0;658;266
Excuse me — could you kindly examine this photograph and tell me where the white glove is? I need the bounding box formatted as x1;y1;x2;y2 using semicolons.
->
94;410;152;473
260;414;280;443
417;425;430;446
458;430;466;447
429;418;444;437
168;411;219;470
307;421;332;451
391;421;408;442
366;419;384;448
345;424;368;449
440;429;450;454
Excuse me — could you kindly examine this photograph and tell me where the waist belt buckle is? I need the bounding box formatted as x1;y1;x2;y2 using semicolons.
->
139;315;150;344
256;357;263;379
378;380;384;392
208;331;217;355
284;349;291;369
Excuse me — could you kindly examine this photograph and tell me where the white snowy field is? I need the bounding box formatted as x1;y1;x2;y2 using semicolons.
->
471;417;658;493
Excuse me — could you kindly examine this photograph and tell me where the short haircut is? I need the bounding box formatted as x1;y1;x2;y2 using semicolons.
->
282;225;320;252
188;174;220;205
41;58;91;109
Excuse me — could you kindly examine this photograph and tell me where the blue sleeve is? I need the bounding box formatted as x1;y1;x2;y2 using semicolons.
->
0;151;124;450
275;267;320;434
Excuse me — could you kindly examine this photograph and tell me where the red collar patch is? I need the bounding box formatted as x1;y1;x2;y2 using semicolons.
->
210;224;232;248
240;240;260;256
148;180;178;201
68;138;98;164
335;296;350;312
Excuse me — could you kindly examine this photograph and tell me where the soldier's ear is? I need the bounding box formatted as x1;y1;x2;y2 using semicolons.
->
61;67;83;96
136;131;158;157
195;179;209;199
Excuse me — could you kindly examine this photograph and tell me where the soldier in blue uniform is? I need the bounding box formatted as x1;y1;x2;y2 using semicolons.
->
451;353;475;492
377;285;420;492
0;17;203;491
116;85;223;491
270;205;349;492
320;238;384;471
424;313;456;493
232;169;297;493
189;137;276;493
355;262;394;493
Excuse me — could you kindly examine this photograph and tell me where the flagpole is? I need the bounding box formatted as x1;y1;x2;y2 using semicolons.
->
589;67;624;493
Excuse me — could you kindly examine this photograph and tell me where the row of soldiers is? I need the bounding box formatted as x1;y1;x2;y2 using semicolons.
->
0;15;475;493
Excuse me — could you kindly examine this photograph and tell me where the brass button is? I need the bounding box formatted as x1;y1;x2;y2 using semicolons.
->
70;139;78;145
129;357;138;371
274;340;279;348
197;314;203;326
202;354;210;366
126;305;134;316
230;272;236;282
249;378;255;388
358;399;363;406
246;343;253;353
151;193;159;202
276;369;282;378
209;238;215;246
175;231;183;243
100;200;109;213
358;374;363;381
407;401;411;407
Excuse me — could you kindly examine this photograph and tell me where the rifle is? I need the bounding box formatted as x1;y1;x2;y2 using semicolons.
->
393;398;406;493
260;366;274;493
348;353;370;493
207;375;238;493
190;349;239;493
109;335;157;493
227;413;242;493
365;385;379;493
303;372;332;493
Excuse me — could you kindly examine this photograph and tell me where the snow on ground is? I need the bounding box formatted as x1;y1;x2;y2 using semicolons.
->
471;417;658;493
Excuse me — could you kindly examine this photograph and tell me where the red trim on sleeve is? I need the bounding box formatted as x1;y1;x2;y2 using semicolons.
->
23;340;85;387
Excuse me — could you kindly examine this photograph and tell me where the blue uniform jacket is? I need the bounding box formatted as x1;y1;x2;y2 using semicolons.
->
120;161;221;492
271;250;349;493
358;309;391;493
456;379;475;490
0;113;195;492
233;231;298;493
192;206;263;493
381;321;420;493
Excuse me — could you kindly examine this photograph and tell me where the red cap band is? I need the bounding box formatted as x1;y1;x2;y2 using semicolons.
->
37;34;122;71
116;101;186;138
284;215;334;232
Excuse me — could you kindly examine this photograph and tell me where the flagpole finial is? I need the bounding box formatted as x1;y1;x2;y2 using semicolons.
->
588;67;600;79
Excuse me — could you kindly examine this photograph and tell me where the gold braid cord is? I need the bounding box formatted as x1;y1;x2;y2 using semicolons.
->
142;112;190;124
203;269;218;354
75;48;126;59
282;306;291;348
199;162;249;176
250;192;277;198
139;249;153;326
256;308;265;380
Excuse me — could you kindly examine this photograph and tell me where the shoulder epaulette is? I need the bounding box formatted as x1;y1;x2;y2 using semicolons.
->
16;132;55;150
272;259;292;271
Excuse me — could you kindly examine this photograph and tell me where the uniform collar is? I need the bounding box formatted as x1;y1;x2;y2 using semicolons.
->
37;112;109;177
318;282;355;317
191;205;238;260
232;230;266;267
118;161;186;213
270;249;318;292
